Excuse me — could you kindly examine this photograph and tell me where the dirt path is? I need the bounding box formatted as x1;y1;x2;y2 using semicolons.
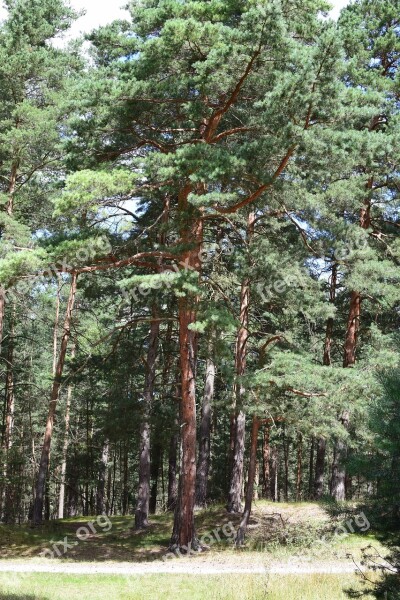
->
0;561;361;575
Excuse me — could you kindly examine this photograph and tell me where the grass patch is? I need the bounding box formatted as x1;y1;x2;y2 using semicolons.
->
0;572;379;600
0;501;385;565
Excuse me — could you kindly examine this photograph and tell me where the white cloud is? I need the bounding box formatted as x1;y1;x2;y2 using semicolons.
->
329;0;350;20
60;0;129;41
0;0;128;41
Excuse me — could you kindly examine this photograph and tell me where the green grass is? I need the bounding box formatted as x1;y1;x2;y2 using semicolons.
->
0;572;378;600
0;501;384;564
0;507;240;562
0;502;387;598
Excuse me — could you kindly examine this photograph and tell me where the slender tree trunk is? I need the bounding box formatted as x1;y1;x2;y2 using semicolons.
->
57;345;74;519
296;433;303;501
228;212;254;513
323;262;337;366
314;437;326;499
228;411;246;512
333;183;371;501
96;439;109;515
0;164;18;491
262;424;271;499
44;467;51;521
253;460;259;500
167;426;179;511
110;452;116;515
6;163;17;217
331;411;349;501
228;412;235;479
171;295;199;549
122;442;129;515
332;288;358;501
0;292;4;358
195;356;214;508
0;164;18;469
270;447;278;502
283;433;289;502
135;315;159;528
343;291;361;368
345;470;353;499
106;448;112;516
33;273;78;526
308;436;315;500
44;292;60;523
3;307;15;452
167;383;180;512
149;438;162;514
1;304;17;521
236;415;260;545
170;208;202;550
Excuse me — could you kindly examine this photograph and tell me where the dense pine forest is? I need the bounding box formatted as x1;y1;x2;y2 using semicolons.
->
0;0;399;584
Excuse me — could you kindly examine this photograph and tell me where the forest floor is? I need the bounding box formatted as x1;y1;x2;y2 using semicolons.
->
0;501;386;598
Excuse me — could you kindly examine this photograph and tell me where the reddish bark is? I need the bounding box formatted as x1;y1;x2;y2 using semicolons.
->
228;212;254;513
262;424;271;499
323;262;337;366
33;273;78;525
343;291;361;368
236;415;260;545
171;211;203;550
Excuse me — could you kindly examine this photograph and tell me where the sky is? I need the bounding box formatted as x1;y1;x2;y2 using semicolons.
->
0;0;351;41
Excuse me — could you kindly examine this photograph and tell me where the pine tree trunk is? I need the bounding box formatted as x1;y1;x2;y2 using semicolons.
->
345;471;353;499
67;461;79;517
333;183;371;501
227;212;254;513
135;316;159;528
1;305;16;522
262;424;271;499
253;460;259;500
167;426;179;512
270;447;278;502
0;292;4;357
283;433;289;502
331;411;349;501
106;449;112;516
296;433;303;501
333;289;359;501
314;437;326;499
308;436;315;499
58;342;74;519
169;199;203;550
323;262;337;366
33;273;78;526
343;291;361;368
96;439;109;515
44;466;51;521
227;410;246;512
171;294;199;549
3;307;15;453
195;356;214;508
121;442;129;515
236;415;260;545
0;165;18;511
149;438;162;514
